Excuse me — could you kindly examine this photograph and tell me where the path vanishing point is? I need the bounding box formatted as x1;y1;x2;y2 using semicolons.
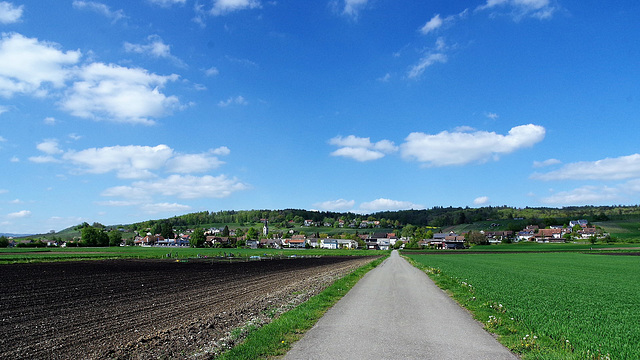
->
284;250;518;360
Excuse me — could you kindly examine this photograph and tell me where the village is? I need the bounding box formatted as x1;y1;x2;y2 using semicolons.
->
128;218;606;250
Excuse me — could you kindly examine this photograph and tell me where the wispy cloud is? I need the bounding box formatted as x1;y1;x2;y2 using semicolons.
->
476;0;559;21
329;135;398;162
533;158;561;168
147;0;186;7
531;154;640;181
72;1;126;23
7;209;31;218
338;0;368;19
204;67;219;76
218;95;248;107
401;124;546;167
313;199;355;211
0;1;23;24
124;35;185;67
359;198;424;212
210;0;261;16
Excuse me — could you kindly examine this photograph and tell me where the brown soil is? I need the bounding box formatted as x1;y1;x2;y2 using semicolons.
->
0;256;376;359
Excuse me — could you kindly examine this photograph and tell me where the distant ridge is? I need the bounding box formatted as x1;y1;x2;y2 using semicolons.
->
0;233;34;238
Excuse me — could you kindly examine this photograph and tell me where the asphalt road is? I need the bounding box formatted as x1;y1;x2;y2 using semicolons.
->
283;250;518;360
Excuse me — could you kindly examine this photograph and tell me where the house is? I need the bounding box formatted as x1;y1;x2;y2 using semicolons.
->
484;231;513;242
337;239;358;249
377;239;390;250
246;239;259;249
321;238;338;249
260;238;282;249
307;238;321;248
303;220;314;227
578;227;597;239
286;234;306;248
135;235;164;246
569;219;589;228
535;228;569;242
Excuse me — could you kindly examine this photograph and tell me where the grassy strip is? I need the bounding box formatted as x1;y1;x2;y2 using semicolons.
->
403;255;598;359
216;255;388;360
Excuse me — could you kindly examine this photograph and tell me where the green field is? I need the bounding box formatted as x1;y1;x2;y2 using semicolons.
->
404;252;640;359
0;247;388;264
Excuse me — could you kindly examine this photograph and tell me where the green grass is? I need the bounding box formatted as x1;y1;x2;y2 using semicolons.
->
594;220;640;242
0;246;389;264
405;252;640;359
215;255;388;359
402;242;640;253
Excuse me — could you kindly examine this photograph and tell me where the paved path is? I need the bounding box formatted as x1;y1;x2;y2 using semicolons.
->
284;250;517;360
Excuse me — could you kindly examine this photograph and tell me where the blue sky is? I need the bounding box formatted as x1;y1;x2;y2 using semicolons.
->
1;0;639;234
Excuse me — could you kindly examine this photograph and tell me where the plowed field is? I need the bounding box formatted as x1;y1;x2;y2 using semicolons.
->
0;256;375;359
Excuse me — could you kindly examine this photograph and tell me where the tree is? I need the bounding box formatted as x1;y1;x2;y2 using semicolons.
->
160;222;174;239
0;235;9;248
151;223;162;236
222;225;230;237
190;228;206;248
246;227;259;240
401;224;416;239
81;226;109;247
108;230;122;247
466;230;489;245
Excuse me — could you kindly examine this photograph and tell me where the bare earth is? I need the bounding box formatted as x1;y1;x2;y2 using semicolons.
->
0;256;375;359
284;250;518;360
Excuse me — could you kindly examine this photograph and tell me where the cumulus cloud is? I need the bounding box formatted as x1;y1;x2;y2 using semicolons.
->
7;209;31;218
124;35;185;67
61;62;180;125
0;1;23;24
0;33;81;98
401;124;545;167
210;0;261;16
477;0;558;20
102;174;248;200
313;199;355;211
72;1;126;23
165;148;228;173
63;144;173;179
473;196;490;205
359;198;424;212
36;139;63;155
329;135;398;162
531;154;640;181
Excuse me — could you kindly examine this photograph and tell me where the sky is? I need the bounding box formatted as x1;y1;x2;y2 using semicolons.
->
1;0;639;234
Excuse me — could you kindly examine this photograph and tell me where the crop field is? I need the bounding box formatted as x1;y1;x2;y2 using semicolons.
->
0;256;377;359
0;246;386;264
405;252;640;359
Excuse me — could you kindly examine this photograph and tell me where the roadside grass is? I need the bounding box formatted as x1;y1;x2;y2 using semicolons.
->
215;255;388;360
0;247;389;264
404;252;640;359
402;242;640;253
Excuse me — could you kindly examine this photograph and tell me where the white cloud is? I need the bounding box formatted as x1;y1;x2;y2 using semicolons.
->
72;1;126;22
531;154;640;181
359;198;424;212
204;67;219;76
340;0;368;18
473;196;490;205
44;116;56;125
68;133;82;141
140;202;191;214
102;174;248;200
165;148;228;173
210;0;261;16
0;188;7;194
329;135;398;162
218;95;248;107
0;105;9;115
36;139;63;155
28;155;60;163
401;124;546;167
540;185;621;205
486;112;499;120
0;135;5;142
7;209;31;218
532;158;561;168
377;73;391;82
63;144;174;179
314;199;355;211
61;62;180;125
407;52;447;79
477;0;558;20
0;1;23;24
9;156;18;162
147;0;186;7
0;33;81;98
124;35;185;67
420;14;443;35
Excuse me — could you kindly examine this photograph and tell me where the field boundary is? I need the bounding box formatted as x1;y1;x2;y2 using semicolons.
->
216;255;388;359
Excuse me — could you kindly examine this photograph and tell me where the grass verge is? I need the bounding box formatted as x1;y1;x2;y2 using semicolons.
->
216;255;388;359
